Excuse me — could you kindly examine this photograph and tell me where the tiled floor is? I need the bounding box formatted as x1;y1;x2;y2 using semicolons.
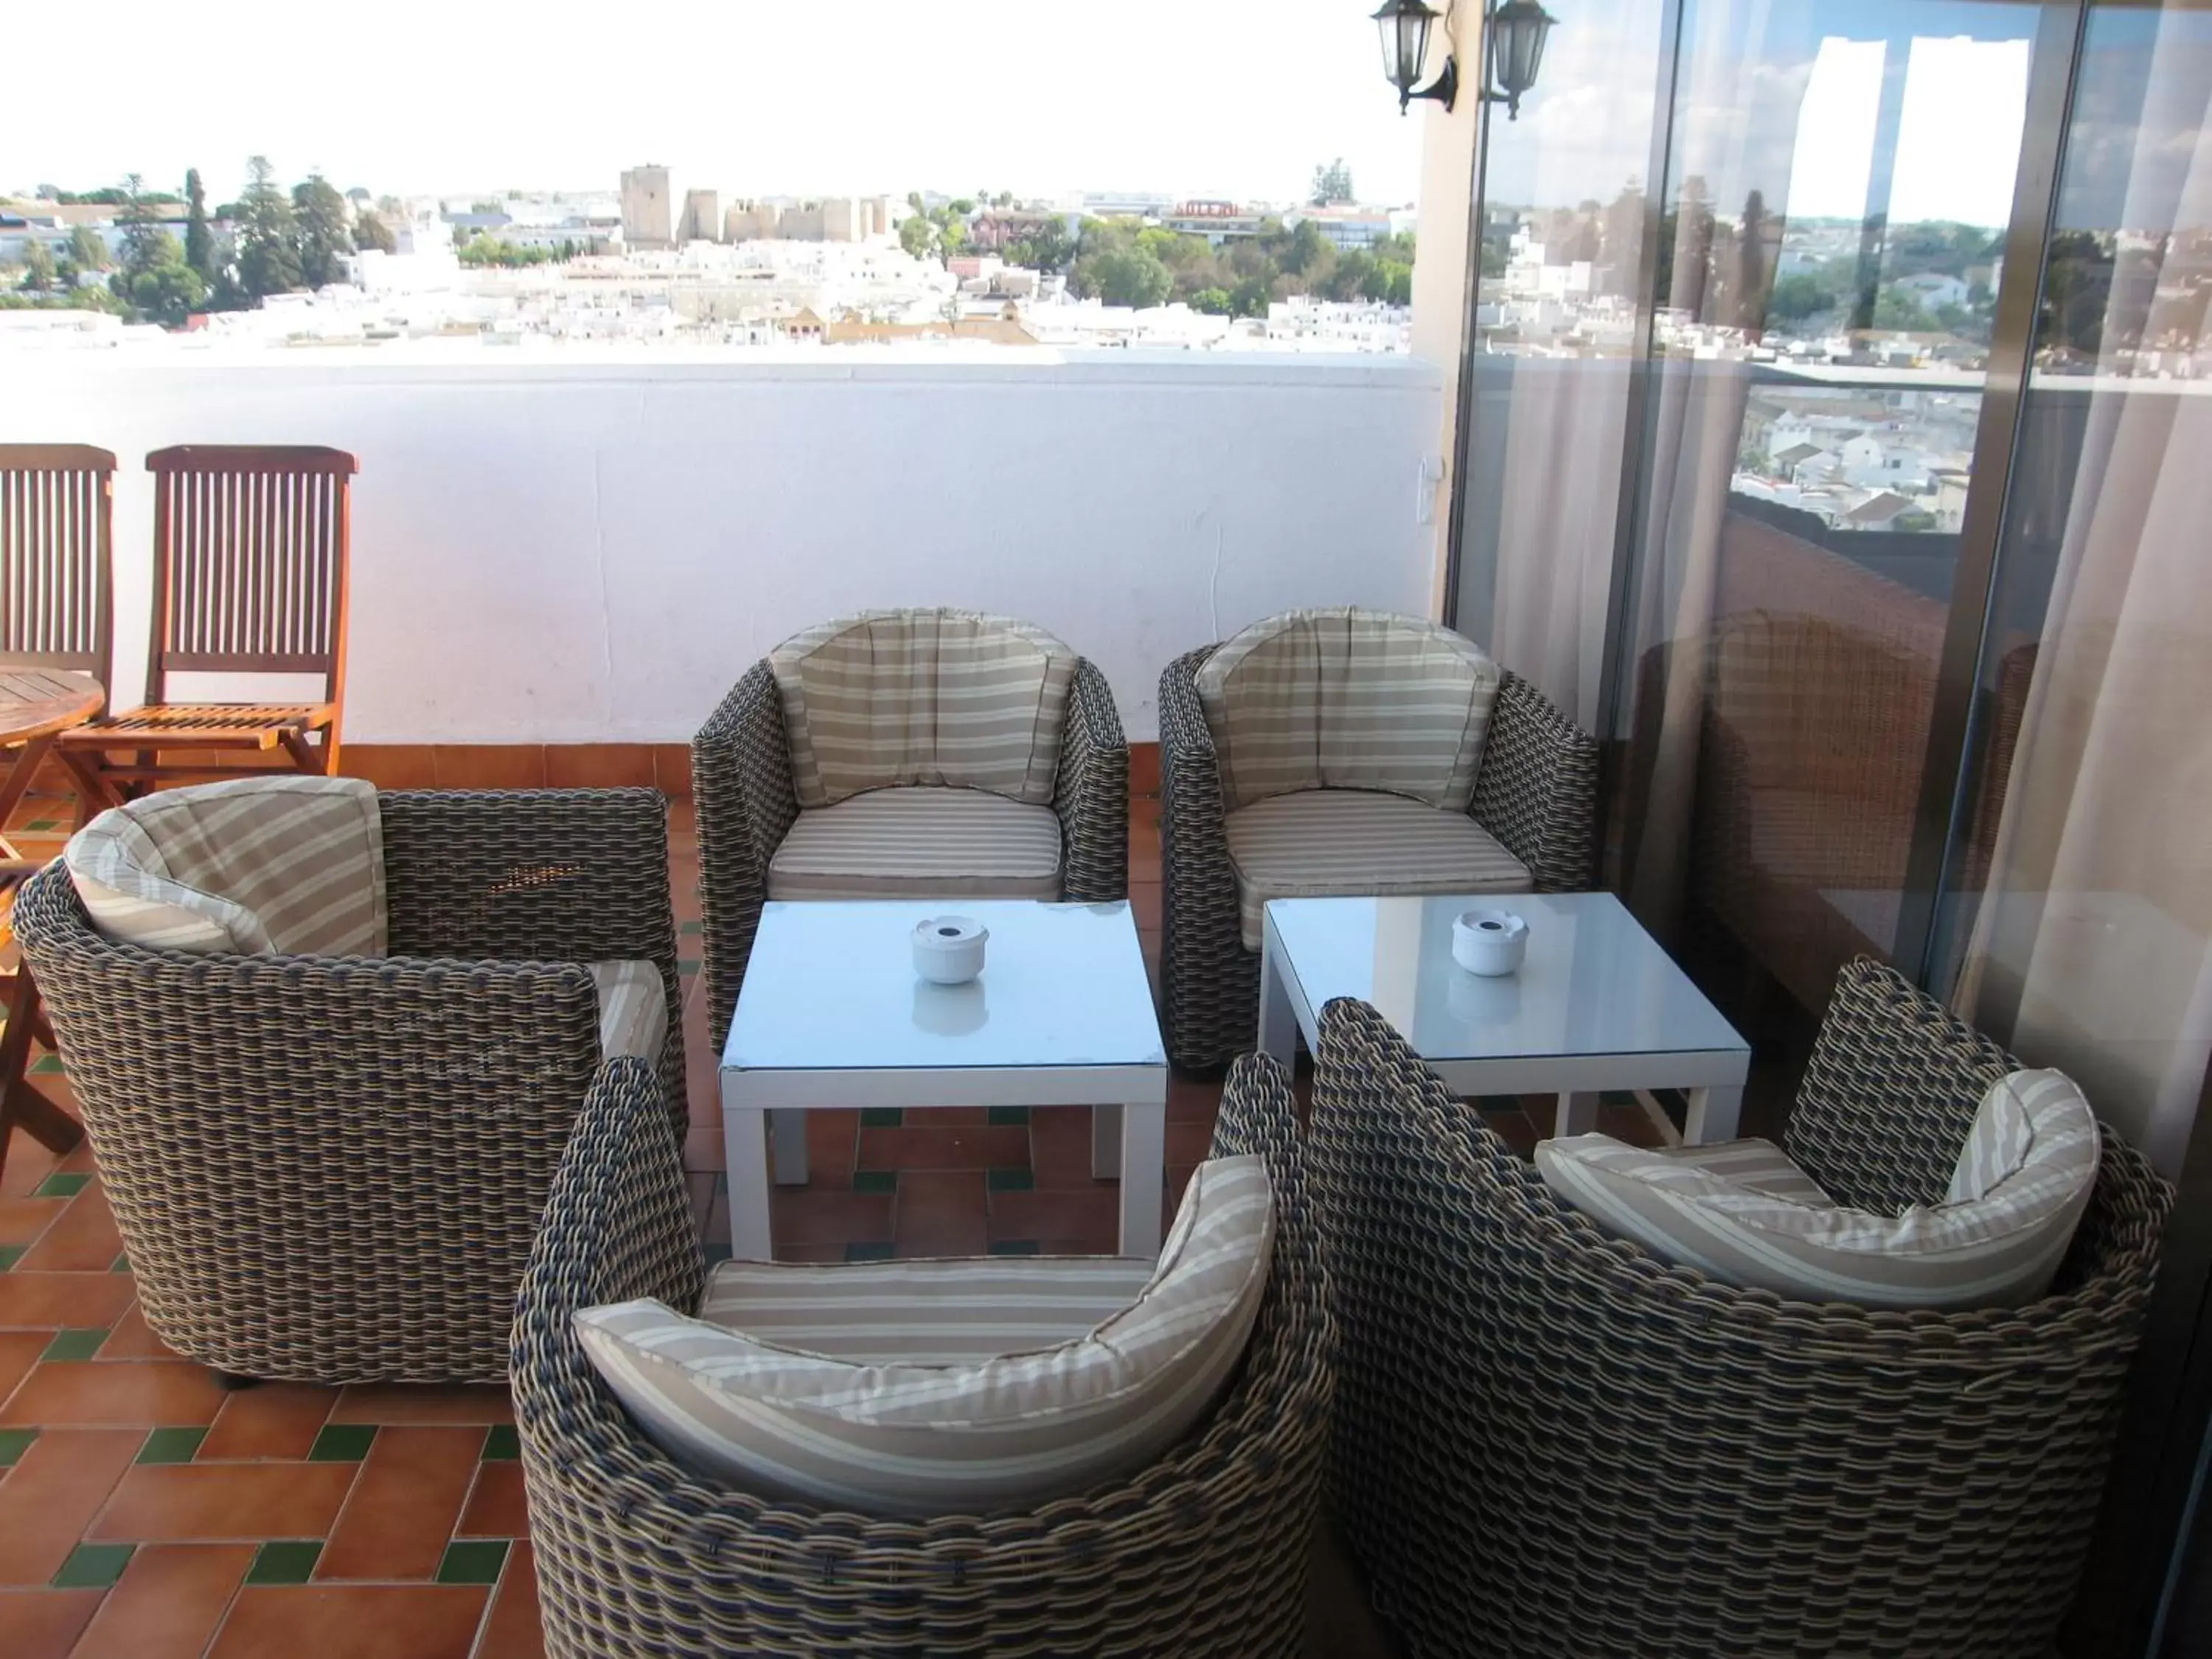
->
0;776;1656;1657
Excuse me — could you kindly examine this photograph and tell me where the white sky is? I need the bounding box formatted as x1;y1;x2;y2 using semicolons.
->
3;0;1427;207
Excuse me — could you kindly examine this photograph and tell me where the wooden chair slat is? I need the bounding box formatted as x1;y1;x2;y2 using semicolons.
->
0;446;114;684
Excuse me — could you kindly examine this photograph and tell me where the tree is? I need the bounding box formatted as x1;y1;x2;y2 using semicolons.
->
184;167;218;285
291;173;355;288
1872;287;1931;332
1767;274;1829;324
118;174;169;278
1310;159;1354;206
1008;219;1074;274
899;215;936;260
126;259;208;327
236;157;302;298
20;240;55;292
67;226;109;271
1087;246;1173;307
938;218;968;260
1191;287;1234;315
354;210;396;254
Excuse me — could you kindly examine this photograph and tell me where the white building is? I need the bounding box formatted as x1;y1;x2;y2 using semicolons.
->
620;166;675;248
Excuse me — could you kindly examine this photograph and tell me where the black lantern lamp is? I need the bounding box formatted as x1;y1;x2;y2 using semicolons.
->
1481;0;1557;119
1373;0;1458;114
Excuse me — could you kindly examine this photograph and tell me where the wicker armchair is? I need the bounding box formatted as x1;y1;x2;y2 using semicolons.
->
12;787;684;1385
1310;961;2170;1658
513;1050;1334;1657
1159;643;1599;1071
693;621;1129;1049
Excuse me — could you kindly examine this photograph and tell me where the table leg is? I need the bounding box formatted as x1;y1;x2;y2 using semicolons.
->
0;960;85;1189
1118;1099;1165;1257
1686;1085;1744;1144
1092;1103;1121;1180
0;734;55;831
770;1109;808;1186
722;1100;775;1261
1257;928;1299;1066
1557;1092;1601;1136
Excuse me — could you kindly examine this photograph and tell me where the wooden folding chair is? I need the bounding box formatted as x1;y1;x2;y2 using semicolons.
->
60;445;357;793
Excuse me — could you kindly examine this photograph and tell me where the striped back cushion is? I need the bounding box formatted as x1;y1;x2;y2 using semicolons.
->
770;609;1077;809
573;1155;1273;1514
1194;608;1500;812
1535;1071;2100;1310
63;776;386;958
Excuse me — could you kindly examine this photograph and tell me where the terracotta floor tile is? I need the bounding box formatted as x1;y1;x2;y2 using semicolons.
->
456;1461;529;1538
767;1189;894;1247
0;1138;64;1200
0;1329;47;1405
0;1197;63;1247
857;1124;1030;1172
475;1539;546;1659
99;1301;183;1360
990;1187;1126;1244
208;1584;490;1659
72;1541;254;1659
198;1384;336;1461
1029;1107;1105;1188
543;743;657;790
683;1124;726;1175
88;1461;359;1542
317;1426;484;1580
0;1361;228;1427
894;1170;988;1240
1169;1074;1225;1123
15;1182;121;1273
0;1587;103;1657
327;1385;512;1427
0;1271;135;1330
0;1428;143;1585
1168;1164;1198;1214
802;1109;859;1189
772;1243;849;1265
1166;1119;1216;1165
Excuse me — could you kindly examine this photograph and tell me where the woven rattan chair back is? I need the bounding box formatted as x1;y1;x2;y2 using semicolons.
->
144;445;355;706
0;445;115;684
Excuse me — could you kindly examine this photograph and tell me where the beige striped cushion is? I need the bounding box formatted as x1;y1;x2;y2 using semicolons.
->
1195;608;1500;811
64;776;386;958
591;960;668;1062
1652;1137;1835;1206
573;1155;1273;1514
771;609;1077;809
1534;1070;2101;1310
767;786;1062;901
1223;788;1529;950
699;1256;1159;1364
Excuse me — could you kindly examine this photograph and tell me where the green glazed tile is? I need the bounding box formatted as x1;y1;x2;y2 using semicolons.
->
986;1167;1034;1192
990;1240;1041;1256
678;960;699;976
307;1424;378;1462
844;1242;896;1263
679;919;703;936
52;1543;134;1588
702;1242;733;1266
0;1245;25;1271
44;1328;108;1362
29;1053;64;1075
32;1172;91;1198
110;1252;131;1273
1475;1095;1523;1112
859;1107;902;1129
246;1540;323;1585
137;1427;209;1464
986;1106;1030;1126
437;1539;510;1585
851;1170;897;1196
482;1425;521;1462
1600;1089;1639;1107
0;1428;37;1467
24;818;62;832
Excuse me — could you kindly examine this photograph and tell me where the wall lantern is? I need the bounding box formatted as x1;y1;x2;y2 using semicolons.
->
1373;0;1458;114
1374;0;1556;120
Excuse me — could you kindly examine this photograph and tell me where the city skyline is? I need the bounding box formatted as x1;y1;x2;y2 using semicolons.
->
5;0;1425;210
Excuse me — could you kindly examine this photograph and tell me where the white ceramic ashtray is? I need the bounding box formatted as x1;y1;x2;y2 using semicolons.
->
1452;908;1528;977
913;916;989;985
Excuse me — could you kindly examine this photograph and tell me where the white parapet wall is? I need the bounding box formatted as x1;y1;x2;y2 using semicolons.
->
1;347;1445;742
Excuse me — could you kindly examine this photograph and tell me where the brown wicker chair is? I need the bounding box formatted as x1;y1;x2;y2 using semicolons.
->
1158;642;1599;1071
692;613;1129;1049
11;787;684;1385
1310;962;2170;1658
512;1049;1334;1657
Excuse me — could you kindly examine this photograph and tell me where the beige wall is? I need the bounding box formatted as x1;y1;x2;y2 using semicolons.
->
1410;5;1486;618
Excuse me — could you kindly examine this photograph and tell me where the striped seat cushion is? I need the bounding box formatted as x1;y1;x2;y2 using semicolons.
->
63;776;386;958
573;1155;1273;1515
698;1256;1159;1363
1223;788;1529;950
767;786;1062;901
1195;608;1500;811
590;960;668;1063
1534;1070;2101;1310
771;608;1077;808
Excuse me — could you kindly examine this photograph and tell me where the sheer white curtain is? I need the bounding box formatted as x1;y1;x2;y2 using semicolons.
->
1956;29;2212;1175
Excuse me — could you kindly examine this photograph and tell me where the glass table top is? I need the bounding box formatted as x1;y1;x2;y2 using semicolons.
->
1267;891;1747;1062
723;900;1166;1073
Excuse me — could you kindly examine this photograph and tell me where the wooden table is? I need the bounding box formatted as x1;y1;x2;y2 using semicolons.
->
1;668;102;1180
